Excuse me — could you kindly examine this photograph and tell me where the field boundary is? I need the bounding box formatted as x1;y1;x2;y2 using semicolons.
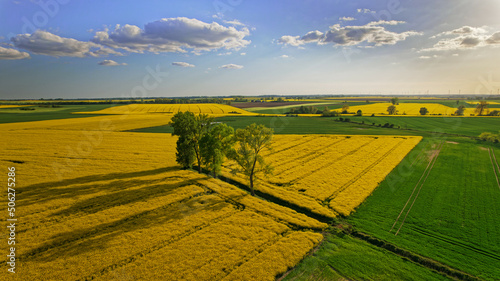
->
351;231;481;281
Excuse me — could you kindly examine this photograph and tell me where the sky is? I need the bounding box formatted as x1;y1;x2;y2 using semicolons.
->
1;0;500;99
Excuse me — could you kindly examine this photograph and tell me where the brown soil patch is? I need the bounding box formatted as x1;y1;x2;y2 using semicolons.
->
479;147;489;151
446;141;459;144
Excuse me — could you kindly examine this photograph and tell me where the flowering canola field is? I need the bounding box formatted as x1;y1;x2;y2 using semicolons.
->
223;135;422;217
77;103;256;115
0;118;324;281
346;103;474;116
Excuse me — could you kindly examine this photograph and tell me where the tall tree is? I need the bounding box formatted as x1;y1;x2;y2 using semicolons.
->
341;104;350;114
455;105;466;116
419;107;428;115
200;123;235;177
387;105;398;115
170;112;214;173
475;101;489;116
390;97;399;105
230;124;273;196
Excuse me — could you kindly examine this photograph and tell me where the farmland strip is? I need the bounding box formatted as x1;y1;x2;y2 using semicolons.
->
328;139;405;202
390;144;438;233
276;138;375;182
394;141;444;235
488;148;500;190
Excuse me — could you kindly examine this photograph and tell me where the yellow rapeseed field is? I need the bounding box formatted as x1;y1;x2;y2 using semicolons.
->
346;102;474;116
0;118;324;281
76;103;256;115
223;134;421;217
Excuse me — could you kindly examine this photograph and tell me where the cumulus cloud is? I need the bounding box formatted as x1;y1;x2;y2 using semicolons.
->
278;35;304;46
240;52;246;55
339;17;356;21
486;32;500;44
219;64;243;69
92;17;250;54
278;21;420;48
280;55;289;58
431;26;487;38
0;46;30;60
11;30;120;57
172;61;195;67
422;26;500;52
98;59;127;66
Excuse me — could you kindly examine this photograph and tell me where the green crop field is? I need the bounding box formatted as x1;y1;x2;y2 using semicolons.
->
0;104;116;124
283;234;449;281
348;139;500;280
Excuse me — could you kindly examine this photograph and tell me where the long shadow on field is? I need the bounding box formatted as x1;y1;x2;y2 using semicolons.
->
49;175;208;217
18;167;180;206
22;192;233;262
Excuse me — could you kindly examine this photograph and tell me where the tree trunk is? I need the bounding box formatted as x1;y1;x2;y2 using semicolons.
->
250;173;255;196
197;157;202;173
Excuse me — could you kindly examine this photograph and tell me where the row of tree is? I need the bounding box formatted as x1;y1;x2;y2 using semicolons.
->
170;112;273;195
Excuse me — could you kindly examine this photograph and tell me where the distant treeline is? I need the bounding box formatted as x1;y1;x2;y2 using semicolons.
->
4;98;229;105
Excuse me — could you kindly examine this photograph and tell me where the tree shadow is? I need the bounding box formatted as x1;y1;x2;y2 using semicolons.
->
19;166;181;206
22;194;233;262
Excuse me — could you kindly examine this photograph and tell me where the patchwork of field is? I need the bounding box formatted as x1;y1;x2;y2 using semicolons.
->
76;103;256;115
222;135;421;217
349;140;500;280
0;121;325;281
346;103;474;116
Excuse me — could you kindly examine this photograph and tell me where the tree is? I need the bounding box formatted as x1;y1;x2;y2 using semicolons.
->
455;105;466;116
475;101;489;116
170;112;214;173
341;104;350;114
419;107;428;115
230;124;273;196
390;97;399;105
387;105;398;115
356;110;362;116
200;123;235;177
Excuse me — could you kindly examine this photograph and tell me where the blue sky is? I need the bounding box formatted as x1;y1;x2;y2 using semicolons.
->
1;0;500;99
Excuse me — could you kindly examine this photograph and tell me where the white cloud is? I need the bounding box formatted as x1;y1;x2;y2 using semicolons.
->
279;21;420;48
431;26;487;38
418;55;438;59
217;51;233;56
301;30;324;43
339;17;356;21
486;32;500;44
98;59;127;66
223;19;245;26
452;53;459;56
357;8;375;14
172;61;195;67
280;55;289;58
240;52;246;55
278;35;304;46
92;17;250;54
422;26;500;52
12;30;120;58
0;46;30;60
219;64;243;69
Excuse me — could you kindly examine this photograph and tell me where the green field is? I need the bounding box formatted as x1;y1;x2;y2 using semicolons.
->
348;139;500;280
246;102;367;114
348;116;500;137
0;104;116;123
283;233;449;281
